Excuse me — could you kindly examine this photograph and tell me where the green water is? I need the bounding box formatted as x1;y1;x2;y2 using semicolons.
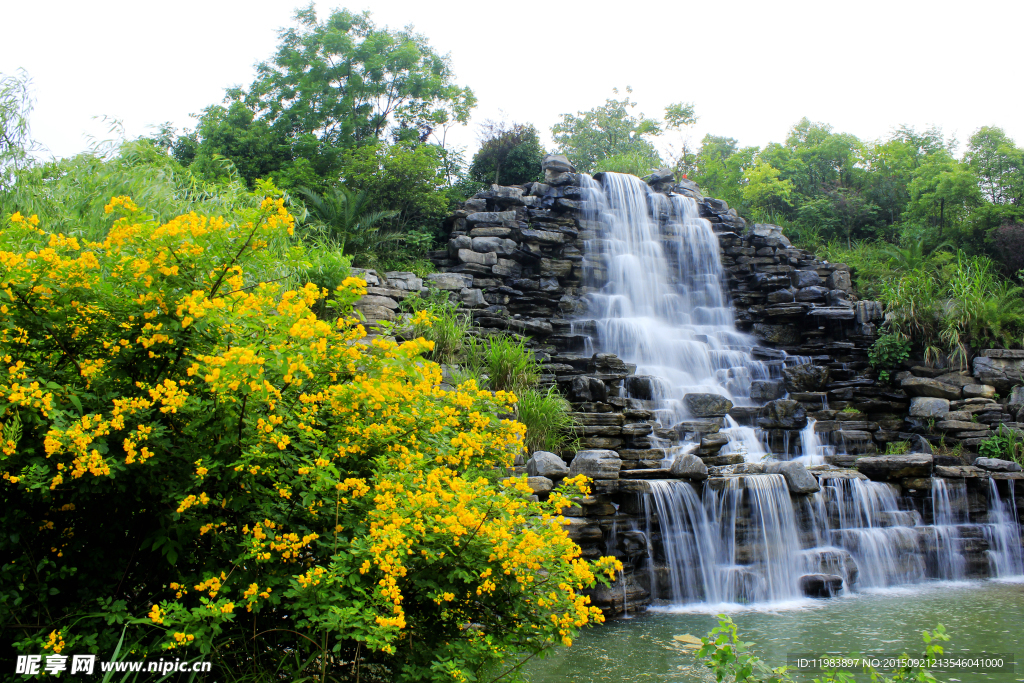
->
523;581;1024;683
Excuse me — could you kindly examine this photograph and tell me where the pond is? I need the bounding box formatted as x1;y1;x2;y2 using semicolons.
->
524;580;1024;682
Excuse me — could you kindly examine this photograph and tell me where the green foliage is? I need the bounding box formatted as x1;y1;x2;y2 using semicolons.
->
176;6;475;191
298;185;400;257
741;160;794;223
868;333;911;383
884;441;911;455
0;192;618;682
593;150;662;177
479;334;539;395
695;616;950;683
0;70;37;192
551;87;668;174
469;121;544;186
516;387;578;456
978;425;1024;465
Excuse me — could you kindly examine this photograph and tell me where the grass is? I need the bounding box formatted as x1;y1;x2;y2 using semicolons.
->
883;440;911;455
481;334;540;394
516;387;579;455
978;425;1024;465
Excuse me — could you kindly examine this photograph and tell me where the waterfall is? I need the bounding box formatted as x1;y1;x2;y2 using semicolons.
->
579;172;776;460
574;172;1024;607
983;479;1024;578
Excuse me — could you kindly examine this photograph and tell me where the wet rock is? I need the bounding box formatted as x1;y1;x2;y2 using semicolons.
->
625;375;659;401
568;450;622;480
974;457;1022;473
669;453;708;480
784;364;830;392
855;454;932;480
791;270;824;288
799;574;844;598
526;451;569;478
764;461;820;494
909;396;950;418
795;286;829;301
673;419;723;436
901;376;961;399
750;379;786;401
684;393;733;417
753;323;801;345
757;399;808;429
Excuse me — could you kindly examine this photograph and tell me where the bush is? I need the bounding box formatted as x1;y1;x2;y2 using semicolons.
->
868;333;911;383
0;192;619;680
481;334;540;395
978;425;1024;465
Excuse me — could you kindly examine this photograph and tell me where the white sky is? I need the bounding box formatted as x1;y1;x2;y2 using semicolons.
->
4;0;1023;163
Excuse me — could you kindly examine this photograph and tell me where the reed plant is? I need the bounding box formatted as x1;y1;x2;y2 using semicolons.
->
482;333;540;394
516;387;579;455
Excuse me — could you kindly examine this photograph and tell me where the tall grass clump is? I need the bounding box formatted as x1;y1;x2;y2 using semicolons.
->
483;334;540;394
517;387;579;455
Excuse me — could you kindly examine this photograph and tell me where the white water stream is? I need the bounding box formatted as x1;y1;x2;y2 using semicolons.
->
576;172;1024;607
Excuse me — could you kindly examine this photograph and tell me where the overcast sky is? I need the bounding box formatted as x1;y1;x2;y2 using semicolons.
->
4;0;1023;163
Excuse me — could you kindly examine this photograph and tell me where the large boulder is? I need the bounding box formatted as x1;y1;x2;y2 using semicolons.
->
753;323;801;345
568;450;622;480
974;457;1023;473
526;451;569;478
783;364;830;392
799;574;844;598
765;461;820;494
526;476;554;494
855;454;933;480
901;376;961;400
973;352;1024;393
1007;385;1024;419
757;399;807;429
669;453;708;480
684;393;733;417
908;396;950;418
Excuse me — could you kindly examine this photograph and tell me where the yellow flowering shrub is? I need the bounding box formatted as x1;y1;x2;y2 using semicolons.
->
0;188;619;681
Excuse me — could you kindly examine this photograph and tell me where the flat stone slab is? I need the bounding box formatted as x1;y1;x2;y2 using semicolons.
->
808;468;868;480
935;465;987;478
855;454;933;480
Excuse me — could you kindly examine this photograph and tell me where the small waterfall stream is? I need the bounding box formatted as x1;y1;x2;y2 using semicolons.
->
576;172;1023;609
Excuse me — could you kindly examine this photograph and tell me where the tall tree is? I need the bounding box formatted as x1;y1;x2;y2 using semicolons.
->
0;70;37;192
176;6;476;190
551;88;692;174
965;126;1023;206
907;151;982;240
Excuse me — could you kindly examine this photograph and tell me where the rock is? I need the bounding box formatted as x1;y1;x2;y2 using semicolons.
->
974;457;1023;473
972;355;1024;393
471;236;516;255
750;379;786;401
568;450;622;480
673;419;723;436
909;434;934;454
962;384;997;399
459;288;486;307
936;420;981;431
541;154;575;174
526;451;569;479
358;294;399;310
384;271;423;291
909;397;950;418
799;574;844;598
791;270;823;288
354;304;395;322
783;364;830;392
827;270;852;291
855;454;933;480
1009;386;1024;419
684;393;733;417
795;286;829;301
466;210;517;225
757;399;808;429
753;323;801;345
539;259;573;277
625;375;660;401
526;476;554;494
669;453;708;480
901;376;961;400
935;465;986;478
765;460;820;493
458;248;498;266
426;273;473;291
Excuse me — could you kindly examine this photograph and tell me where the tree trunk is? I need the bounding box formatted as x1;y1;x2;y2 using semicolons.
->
493;160;501;187
939;197;945;239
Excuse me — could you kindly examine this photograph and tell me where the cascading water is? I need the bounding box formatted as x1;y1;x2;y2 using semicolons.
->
579;172;777;460
576;172;1023;608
